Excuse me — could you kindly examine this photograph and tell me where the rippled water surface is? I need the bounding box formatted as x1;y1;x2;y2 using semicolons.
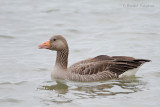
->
0;0;160;107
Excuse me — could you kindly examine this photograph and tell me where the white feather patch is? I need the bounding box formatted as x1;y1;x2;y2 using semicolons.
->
119;66;141;78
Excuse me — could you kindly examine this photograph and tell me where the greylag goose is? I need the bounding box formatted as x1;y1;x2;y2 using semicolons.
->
39;35;150;82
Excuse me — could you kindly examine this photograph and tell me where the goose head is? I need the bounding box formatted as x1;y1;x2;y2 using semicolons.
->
39;35;68;51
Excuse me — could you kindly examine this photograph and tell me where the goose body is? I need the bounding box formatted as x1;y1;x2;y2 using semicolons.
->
39;35;150;82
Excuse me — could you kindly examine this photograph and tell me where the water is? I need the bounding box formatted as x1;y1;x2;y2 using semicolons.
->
0;0;160;107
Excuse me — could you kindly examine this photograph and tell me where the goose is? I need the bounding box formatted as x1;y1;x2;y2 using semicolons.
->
39;35;150;82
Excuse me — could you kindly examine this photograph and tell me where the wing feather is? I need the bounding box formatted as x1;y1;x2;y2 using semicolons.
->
69;55;150;77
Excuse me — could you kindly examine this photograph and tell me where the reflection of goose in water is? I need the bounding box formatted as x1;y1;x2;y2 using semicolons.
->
38;81;71;104
72;77;146;98
39;35;150;82
40;81;69;94
38;76;146;104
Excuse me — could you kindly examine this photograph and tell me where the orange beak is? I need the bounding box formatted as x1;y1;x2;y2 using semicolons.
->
39;40;50;49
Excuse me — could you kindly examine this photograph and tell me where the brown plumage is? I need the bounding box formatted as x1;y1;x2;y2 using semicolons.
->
39;35;151;82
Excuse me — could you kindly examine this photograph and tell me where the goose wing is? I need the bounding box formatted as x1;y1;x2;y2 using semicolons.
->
69;55;150;76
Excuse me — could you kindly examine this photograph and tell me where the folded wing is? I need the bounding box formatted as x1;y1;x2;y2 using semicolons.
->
69;55;150;79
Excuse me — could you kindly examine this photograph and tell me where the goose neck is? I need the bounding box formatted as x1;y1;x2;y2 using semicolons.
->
55;49;68;69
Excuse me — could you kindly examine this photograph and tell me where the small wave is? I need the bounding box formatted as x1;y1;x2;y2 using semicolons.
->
0;98;22;103
0;35;14;39
0;81;27;85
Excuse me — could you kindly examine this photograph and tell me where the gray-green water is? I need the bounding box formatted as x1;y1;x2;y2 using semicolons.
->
0;0;160;107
